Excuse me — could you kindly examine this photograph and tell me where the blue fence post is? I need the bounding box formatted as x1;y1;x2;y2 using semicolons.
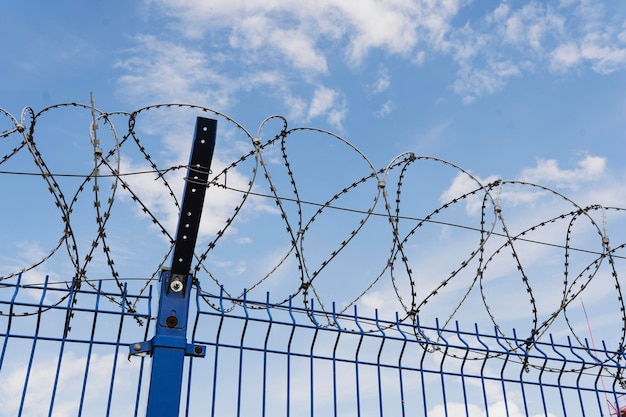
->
129;117;217;416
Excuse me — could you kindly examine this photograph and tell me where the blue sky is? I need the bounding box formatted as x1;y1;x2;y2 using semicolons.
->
3;0;626;415
3;0;626;336
3;0;625;182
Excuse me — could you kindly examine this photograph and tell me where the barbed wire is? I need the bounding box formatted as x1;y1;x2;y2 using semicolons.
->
1;102;625;357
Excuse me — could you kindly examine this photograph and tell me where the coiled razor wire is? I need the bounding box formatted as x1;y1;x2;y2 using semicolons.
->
1;102;625;358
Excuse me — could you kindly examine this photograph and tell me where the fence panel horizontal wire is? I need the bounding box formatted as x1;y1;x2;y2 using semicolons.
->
2;277;626;416
186;287;626;417
0;275;152;417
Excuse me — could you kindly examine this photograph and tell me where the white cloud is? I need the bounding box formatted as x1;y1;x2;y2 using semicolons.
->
229;14;329;74
0;351;139;417
439;155;608;217
582;37;626;74
235;236;252;244
115;34;236;108
440;171;500;215
307;86;347;129
371;67;391;94
428;402;485;417
550;42;582;71
375;99;395;117
498;3;565;50
454;60;521;102
0;241;62;295
518;155;606;188
284;94;308;121
308;86;337;119
147;0;445;65
428;398;560;417
487;3;510;24
126;0;626;110
331;0;421;64
359;287;405;316
138;0;466;103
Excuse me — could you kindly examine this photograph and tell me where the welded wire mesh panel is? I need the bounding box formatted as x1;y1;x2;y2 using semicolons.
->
181;288;626;417
0;276;152;417
2;278;626;416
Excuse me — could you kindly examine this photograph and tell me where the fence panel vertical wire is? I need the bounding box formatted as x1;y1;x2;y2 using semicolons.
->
455;321;471;417
185;280;208;417
4;280;626;416
584;339;607;416
309;300;320;417
568;336;589;416
18;276;48;417
496;328;513;417
604;340;625;416
551;333;569;416
331;303;342;417
474;324;491;417
286;296;296;417
262;292;273;417
133;285;153;417
375;310;386;417
512;329;531;417
106;282;128;417
395;313;408;417
49;280;76;417
531;338;550;417
416;316;430;417
210;287;226;417
0;274;21;373
236;291;250;417
77;279;101;416
353;305;364;417
436;319;450;417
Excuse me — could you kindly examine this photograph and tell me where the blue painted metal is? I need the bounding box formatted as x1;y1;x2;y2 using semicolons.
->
18;276;48;417
262;292;273;417
129;117;217;416
375;310;386;417
286;296;296;417
236;290;249;417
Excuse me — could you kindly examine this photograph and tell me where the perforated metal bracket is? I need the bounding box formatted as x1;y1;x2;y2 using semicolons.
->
171;117;216;281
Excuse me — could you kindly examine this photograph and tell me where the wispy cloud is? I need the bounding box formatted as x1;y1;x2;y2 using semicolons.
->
115;34;237;108
120;1;626;113
370;67;391;94
439;170;501;215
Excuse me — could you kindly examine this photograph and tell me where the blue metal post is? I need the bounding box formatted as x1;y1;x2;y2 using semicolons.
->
130;117;217;417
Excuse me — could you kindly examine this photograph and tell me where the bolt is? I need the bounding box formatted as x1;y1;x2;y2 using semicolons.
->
133;343;142;351
194;346;203;355
170;280;183;293
165;315;178;328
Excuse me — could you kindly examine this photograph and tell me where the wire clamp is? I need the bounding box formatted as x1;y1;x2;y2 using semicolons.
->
128;338;206;358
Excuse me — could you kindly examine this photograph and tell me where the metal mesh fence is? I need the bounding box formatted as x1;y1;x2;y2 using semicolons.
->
2;275;625;417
